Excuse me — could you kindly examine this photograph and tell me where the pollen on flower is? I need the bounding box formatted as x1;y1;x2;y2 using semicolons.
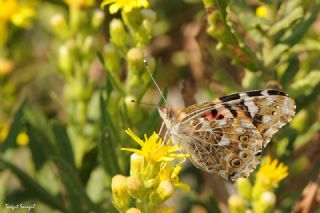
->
256;156;288;188
101;0;149;14
122;128;188;162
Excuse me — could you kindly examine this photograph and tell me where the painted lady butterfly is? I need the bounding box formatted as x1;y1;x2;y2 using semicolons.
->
158;89;296;181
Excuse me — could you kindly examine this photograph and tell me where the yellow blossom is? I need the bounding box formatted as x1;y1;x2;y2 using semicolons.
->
64;0;95;9
122;129;187;162
101;0;149;14
16;131;29;146
255;5;272;19
0;0;36;28
158;163;190;191
256;156;288;188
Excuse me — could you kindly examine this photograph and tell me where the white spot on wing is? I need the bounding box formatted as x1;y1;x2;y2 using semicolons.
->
244;101;259;118
218;137;230;146
262;115;271;123
216;120;227;126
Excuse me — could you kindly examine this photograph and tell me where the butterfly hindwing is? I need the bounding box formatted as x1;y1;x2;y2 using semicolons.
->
179;117;263;181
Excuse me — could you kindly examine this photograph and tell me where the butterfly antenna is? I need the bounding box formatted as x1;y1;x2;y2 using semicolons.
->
130;99;159;107
144;59;168;105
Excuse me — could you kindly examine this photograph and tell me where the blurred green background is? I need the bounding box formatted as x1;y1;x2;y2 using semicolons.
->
0;0;319;212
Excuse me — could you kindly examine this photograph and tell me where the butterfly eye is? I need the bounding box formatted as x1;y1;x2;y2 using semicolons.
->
230;158;242;168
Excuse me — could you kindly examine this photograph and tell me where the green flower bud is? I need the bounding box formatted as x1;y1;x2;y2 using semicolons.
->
58;42;76;75
92;10;105;29
81;36;94;56
130;153;144;177
124;96;143;123
253;191;276;213
236;178;252;202
110;19;127;48
127;48;144;75
50;14;69;38
126;176;143;198
103;44;120;76
126;208;142;213
156;180;175;201
228;195;246;213
112;175;131;211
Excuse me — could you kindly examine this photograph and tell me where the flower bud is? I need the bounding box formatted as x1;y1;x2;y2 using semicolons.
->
81;36;94;55
253;191;276;213
130;153;144;177
228;195;246;213
126;176;143;198
110;19;127;48
236;178;252;202
58;42;76;75
126;208;142;213
127;48;144;75
50;14;69;38
112;175;131;211
103;44;120;76
0;58;14;76
156;180;174;201
92;10;105;29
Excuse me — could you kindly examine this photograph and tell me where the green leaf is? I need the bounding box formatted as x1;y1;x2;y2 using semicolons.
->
294;122;320;149
279;56;299;86
52;158;105;213
280;2;320;45
0;158;66;212
51;121;76;169
98;91;122;176
268;7;304;36
1;100;28;152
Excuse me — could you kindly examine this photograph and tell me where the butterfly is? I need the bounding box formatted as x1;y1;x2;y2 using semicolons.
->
157;89;296;181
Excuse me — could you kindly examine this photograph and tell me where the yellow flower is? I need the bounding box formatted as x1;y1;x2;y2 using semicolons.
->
256;156;288;188
101;0;149;14
64;0;95;9
158;163;190;191
0;0;36;28
122;129;187;162
16;131;29;146
255;5;271;18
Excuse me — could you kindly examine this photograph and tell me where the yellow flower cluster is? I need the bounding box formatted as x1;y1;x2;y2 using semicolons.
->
0;0;36;28
101;0;149;14
256;156;288;188
112;129;189;212
229;156;288;213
